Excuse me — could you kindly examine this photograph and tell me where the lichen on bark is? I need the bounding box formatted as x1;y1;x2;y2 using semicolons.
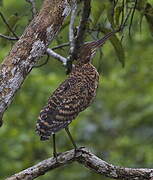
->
0;0;76;126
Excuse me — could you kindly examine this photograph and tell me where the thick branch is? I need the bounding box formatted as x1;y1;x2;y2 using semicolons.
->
0;0;76;126
6;148;153;180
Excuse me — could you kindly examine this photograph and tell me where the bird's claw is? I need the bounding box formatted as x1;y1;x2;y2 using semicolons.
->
53;152;61;163
74;146;91;156
73;146;88;157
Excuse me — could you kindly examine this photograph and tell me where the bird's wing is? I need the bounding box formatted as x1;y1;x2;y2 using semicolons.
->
36;75;89;140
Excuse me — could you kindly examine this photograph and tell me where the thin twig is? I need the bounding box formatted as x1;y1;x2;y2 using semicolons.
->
6;148;153;180
52;42;69;50
121;0;125;29
72;0;91;56
114;0;119;7
121;5;133;41
0;12;19;39
67;0;91;73
0;30;68;66
34;55;50;68
129;0;138;38
0;31;68;66
26;0;37;18
35;47;68;67
0;34;18;41
46;48;67;65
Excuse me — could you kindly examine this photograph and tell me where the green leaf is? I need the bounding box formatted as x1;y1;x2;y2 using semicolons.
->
102;27;125;67
91;0;106;26
0;0;3;6
110;34;125;67
137;0;147;11
144;3;153;36
114;6;123;28
107;2;115;28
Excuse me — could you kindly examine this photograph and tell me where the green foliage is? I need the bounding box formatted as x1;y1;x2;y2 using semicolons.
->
0;1;153;180
91;0;107;25
0;13;19;45
0;0;3;7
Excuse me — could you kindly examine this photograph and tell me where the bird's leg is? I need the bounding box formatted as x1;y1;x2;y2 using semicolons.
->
65;127;87;156
52;133;58;162
65;127;78;153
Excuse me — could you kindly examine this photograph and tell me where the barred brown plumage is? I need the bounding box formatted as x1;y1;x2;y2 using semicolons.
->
36;63;99;140
36;30;118;158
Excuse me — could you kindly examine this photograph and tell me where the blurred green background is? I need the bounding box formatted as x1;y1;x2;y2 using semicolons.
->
0;0;153;179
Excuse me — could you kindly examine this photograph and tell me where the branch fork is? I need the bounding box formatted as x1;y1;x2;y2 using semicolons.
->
6;148;153;180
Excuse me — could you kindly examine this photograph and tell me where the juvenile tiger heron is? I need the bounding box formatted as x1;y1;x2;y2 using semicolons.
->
36;30;118;160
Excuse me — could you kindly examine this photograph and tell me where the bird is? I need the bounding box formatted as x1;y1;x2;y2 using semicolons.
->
36;30;118;159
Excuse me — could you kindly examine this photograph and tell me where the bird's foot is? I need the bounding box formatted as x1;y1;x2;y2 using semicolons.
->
74;146;90;156
53;152;61;163
73;146;88;157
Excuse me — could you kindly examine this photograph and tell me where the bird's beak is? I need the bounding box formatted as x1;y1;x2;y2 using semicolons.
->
90;30;117;50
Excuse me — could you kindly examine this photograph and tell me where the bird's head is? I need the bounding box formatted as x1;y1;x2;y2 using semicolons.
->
77;30;117;64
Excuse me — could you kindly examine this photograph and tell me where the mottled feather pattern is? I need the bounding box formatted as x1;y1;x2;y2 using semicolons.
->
36;63;99;140
36;31;118;141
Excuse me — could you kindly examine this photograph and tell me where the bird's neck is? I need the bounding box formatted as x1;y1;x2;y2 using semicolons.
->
72;62;95;73
76;59;91;66
75;61;90;67
77;55;92;65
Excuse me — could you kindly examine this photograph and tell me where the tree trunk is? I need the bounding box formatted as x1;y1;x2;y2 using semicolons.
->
0;0;76;126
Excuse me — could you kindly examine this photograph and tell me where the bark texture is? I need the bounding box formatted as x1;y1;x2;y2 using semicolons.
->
0;0;75;126
6;148;153;180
